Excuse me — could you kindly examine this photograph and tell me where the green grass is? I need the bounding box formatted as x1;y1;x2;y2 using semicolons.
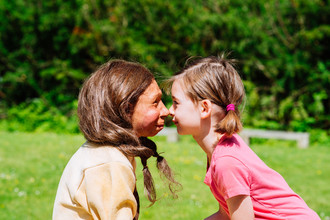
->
0;132;329;219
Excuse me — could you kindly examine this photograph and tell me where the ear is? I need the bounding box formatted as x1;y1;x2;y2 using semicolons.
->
200;100;212;119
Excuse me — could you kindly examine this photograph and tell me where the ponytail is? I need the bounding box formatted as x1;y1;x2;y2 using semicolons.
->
215;106;243;137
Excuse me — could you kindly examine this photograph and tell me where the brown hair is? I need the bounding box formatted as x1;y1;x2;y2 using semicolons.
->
78;59;180;204
168;55;245;137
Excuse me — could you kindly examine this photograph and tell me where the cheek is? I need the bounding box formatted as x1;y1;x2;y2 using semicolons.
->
141;109;160;128
174;106;185;119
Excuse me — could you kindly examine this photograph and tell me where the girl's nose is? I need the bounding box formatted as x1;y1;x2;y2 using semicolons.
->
168;105;174;117
159;101;169;117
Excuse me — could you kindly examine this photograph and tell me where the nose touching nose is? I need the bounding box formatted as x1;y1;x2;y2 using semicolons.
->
160;101;170;116
168;105;174;116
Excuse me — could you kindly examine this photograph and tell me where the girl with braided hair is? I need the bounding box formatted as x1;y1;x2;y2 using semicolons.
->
53;59;180;220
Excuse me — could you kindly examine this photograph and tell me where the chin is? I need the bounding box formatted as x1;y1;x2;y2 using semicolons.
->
146;129;162;137
177;127;193;136
176;128;186;135
148;132;158;137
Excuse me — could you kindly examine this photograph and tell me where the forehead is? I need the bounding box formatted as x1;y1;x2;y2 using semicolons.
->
141;80;162;99
171;80;188;98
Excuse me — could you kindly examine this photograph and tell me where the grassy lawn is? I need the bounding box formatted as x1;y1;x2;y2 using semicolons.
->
0;131;329;219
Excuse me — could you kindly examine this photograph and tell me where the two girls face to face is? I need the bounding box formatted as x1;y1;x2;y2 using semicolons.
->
131;79;201;138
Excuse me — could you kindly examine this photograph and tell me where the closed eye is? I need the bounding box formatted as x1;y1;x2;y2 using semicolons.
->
172;100;179;108
152;101;159;106
153;97;162;106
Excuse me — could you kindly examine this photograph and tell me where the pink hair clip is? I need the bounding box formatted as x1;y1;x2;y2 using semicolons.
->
226;104;235;112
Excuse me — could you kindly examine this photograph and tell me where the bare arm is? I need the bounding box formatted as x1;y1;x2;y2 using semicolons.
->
227;195;254;220
204;204;230;220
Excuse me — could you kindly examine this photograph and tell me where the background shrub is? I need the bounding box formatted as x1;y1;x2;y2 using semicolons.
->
0;0;329;132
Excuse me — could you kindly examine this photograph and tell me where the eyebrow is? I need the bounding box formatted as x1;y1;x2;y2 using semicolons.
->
152;90;162;100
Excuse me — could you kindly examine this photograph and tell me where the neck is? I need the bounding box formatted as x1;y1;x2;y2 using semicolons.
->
193;129;222;163
193;103;226;162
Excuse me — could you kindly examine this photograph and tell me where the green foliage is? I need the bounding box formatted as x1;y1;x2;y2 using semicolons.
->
309;129;330;146
0;0;329;131
0;98;79;133
0;132;329;219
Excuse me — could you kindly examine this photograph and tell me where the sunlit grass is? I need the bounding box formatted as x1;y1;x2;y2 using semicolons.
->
0;132;329;219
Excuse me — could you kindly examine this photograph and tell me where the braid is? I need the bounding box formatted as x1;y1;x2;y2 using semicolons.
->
138;137;181;204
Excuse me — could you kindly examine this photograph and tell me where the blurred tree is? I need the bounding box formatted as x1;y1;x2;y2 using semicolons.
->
0;0;329;131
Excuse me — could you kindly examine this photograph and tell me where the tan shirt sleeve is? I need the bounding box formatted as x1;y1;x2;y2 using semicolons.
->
74;162;137;220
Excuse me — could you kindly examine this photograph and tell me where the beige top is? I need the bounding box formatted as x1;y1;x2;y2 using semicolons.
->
53;142;137;220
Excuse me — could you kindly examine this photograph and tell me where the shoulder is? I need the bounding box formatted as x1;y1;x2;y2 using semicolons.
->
211;134;254;173
70;142;134;170
211;136;252;182
83;161;136;187
59;142;135;188
210;155;252;199
212;155;249;175
220;134;246;149
213;134;254;161
56;143;136;196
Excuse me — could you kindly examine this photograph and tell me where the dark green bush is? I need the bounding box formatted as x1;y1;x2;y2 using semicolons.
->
0;0;329;132
0;99;79;133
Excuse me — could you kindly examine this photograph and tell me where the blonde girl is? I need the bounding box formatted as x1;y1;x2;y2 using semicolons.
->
53;59;179;220
168;55;320;219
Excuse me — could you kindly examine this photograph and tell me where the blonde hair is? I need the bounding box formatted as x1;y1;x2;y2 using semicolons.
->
168;55;245;136
78;59;180;204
